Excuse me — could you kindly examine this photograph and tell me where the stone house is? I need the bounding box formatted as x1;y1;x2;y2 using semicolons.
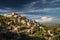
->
17;17;21;23
27;22;31;27
21;19;27;24
3;14;12;17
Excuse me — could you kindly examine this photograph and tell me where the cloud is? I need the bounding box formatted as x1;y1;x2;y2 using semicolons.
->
41;17;53;22
26;8;52;12
0;8;14;12
42;0;47;4
22;1;39;11
35;16;53;22
0;9;8;12
52;0;60;2
24;2;35;7
17;0;60;13
4;7;11;10
16;11;60;23
19;14;42;19
42;0;60;4
17;7;60;13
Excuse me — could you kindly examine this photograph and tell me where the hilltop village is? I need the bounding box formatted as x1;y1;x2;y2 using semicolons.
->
0;13;60;40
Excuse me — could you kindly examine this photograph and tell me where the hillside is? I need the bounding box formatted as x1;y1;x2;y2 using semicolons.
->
1;13;41;33
0;13;60;40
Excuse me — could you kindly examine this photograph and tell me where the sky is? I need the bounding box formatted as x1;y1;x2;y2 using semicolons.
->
0;0;60;24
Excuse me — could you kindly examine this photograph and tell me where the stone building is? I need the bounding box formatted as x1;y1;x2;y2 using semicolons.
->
21;19;27;24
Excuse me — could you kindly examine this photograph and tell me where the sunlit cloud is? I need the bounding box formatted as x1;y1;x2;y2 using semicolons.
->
35;16;53;22
41;17;53;22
